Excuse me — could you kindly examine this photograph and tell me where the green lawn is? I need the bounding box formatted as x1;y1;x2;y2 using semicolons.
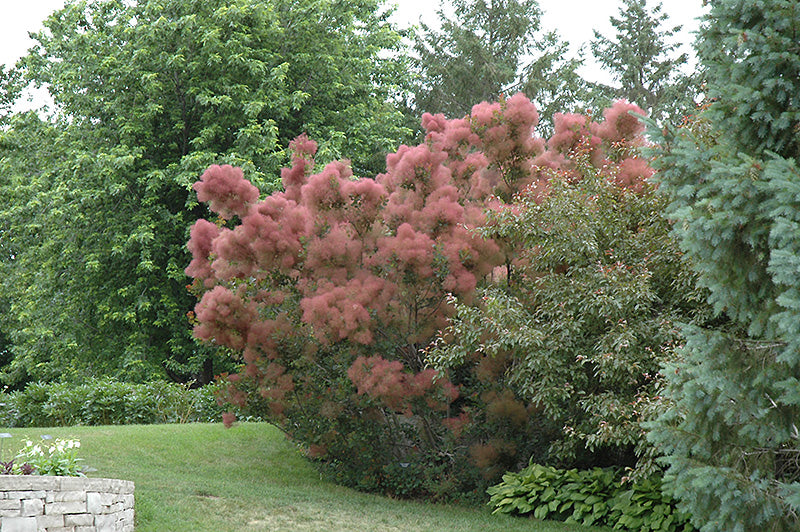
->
0;423;610;532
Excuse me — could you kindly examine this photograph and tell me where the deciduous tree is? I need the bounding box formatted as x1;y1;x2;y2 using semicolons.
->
190;95;539;498
430;101;709;473
0;65;20;124
0;0;412;384
189;94;693;498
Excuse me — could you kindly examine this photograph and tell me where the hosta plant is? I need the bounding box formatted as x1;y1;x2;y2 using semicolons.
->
488;462;695;531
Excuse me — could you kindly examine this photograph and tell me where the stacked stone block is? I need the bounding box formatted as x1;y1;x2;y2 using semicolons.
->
0;477;134;532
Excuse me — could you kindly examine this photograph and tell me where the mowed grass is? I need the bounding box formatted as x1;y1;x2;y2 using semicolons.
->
0;423;610;532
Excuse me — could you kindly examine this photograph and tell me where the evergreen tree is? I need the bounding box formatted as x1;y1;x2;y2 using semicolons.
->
591;0;695;124
516;31;594;135
412;0;542;119
412;0;591;128
646;1;800;530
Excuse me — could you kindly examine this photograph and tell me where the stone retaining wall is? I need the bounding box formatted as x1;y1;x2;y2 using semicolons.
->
0;476;134;532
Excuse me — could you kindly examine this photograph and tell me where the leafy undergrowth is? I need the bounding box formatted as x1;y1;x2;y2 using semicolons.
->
0;423;610;532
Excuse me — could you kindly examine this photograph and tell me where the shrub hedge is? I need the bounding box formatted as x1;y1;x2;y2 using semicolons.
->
0;379;249;427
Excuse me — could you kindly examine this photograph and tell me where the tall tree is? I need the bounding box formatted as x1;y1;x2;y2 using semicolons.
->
411;0;592;131
646;1;800;530
591;0;695;124
0;67;21;377
516;31;595;134
0;0;412;385
412;0;542;119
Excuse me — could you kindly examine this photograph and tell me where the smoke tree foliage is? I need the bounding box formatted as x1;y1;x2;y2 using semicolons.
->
187;93;692;498
0;0;411;385
645;1;800;530
429;102;710;473
591;0;696;125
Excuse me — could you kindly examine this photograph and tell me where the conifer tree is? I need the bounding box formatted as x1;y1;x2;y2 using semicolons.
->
412;0;542;119
516;31;594;135
646;1;800;530
412;0;591;127
591;0;695;124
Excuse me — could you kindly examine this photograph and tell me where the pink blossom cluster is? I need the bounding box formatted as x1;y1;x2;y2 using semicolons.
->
348;355;458;414
193;165;259;219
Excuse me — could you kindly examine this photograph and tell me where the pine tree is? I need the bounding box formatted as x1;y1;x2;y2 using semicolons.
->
412;0;591;127
646;1;800;530
516;30;594;135
591;0;695;125
412;0;542;119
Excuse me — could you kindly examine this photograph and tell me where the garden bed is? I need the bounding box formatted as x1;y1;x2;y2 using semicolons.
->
0;476;133;532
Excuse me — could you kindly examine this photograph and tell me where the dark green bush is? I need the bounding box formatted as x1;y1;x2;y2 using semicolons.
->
488;462;695;531
0;379;252;427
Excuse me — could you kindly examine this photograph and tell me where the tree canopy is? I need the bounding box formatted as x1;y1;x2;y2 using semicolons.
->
0;0;412;385
412;0;543;119
411;0;593;129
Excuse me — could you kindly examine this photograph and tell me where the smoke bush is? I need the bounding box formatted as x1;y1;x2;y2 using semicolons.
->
187;94;682;499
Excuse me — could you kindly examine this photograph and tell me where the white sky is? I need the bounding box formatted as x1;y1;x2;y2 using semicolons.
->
1;0;707;108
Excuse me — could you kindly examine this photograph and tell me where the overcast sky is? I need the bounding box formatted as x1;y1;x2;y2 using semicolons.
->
2;0;707;108
390;0;707;83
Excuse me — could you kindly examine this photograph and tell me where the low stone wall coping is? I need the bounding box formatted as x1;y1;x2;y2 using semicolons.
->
0;476;134;532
